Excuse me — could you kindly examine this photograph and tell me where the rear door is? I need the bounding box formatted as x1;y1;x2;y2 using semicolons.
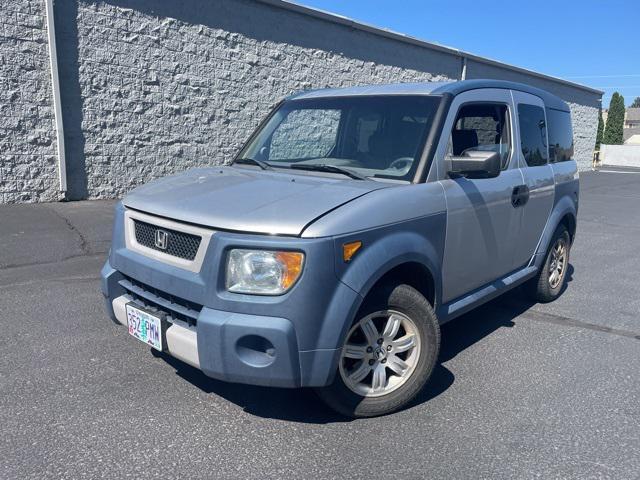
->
435;88;524;303
511;90;555;268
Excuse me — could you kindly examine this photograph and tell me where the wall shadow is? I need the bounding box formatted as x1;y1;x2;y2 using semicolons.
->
153;265;575;423
55;0;88;199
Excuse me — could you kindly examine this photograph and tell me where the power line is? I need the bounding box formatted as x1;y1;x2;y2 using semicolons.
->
596;85;640;89
565;74;640;79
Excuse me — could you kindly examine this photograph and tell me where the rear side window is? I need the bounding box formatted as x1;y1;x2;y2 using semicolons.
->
518;104;548;167
546;108;574;162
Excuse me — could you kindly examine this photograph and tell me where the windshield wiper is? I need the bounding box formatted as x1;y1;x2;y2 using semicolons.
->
289;163;367;180
233;157;273;170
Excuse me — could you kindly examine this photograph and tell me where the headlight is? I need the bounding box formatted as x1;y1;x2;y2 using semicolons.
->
226;249;305;295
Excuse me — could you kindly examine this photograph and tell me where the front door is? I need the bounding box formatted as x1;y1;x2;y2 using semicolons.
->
511;91;555;268
435;89;524;303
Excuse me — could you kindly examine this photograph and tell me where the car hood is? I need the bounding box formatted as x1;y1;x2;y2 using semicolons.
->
122;167;389;236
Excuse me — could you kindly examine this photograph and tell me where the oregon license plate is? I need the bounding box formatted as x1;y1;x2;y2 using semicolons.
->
126;303;163;351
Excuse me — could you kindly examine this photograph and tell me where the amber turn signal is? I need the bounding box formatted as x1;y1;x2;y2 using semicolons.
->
275;251;305;290
343;241;362;262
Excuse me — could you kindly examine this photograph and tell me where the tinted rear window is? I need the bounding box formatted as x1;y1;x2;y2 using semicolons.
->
517;104;548;167
546;108;574;162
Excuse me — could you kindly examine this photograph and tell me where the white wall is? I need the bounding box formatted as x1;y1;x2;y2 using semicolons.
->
600;145;640;168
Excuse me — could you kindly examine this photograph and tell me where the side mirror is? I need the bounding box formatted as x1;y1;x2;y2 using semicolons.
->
447;151;501;179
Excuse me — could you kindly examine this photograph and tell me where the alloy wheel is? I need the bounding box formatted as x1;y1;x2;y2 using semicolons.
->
339;310;421;397
548;237;568;289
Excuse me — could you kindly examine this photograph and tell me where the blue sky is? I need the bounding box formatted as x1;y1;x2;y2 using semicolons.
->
295;0;639;108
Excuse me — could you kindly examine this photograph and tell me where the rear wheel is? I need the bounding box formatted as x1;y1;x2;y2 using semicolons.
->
526;225;571;303
315;284;440;418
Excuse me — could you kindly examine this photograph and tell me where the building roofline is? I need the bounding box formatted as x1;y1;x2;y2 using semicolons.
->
255;0;604;97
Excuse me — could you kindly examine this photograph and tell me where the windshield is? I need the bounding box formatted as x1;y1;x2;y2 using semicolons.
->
239;95;442;181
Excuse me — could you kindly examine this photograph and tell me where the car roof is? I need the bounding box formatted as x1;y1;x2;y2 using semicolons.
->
288;79;570;112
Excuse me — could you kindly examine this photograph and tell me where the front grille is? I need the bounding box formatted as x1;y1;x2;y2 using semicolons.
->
134;220;201;260
119;275;202;326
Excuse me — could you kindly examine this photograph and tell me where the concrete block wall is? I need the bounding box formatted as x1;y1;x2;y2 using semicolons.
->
270;109;342;160
0;0;60;203
63;0;460;199
1;0;602;203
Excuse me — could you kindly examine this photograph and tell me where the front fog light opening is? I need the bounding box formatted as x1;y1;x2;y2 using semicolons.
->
235;335;276;367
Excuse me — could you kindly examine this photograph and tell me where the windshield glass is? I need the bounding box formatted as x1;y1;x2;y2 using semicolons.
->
239;95;442;181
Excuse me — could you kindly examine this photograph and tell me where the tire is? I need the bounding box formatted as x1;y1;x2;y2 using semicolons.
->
315;284;440;418
526;224;571;303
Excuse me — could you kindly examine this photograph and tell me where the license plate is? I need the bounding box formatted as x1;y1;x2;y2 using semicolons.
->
126;303;164;351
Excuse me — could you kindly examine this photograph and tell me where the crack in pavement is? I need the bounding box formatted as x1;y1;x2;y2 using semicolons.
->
44;204;91;255
0;205;107;271
580;218;640;231
0;251;107;272
0;253;106;288
520;308;640;341
0;274;102;291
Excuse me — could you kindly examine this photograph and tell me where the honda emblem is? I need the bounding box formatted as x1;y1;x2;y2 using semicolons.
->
154;229;169;250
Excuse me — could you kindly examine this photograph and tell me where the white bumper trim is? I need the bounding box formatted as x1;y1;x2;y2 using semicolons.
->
112;295;200;369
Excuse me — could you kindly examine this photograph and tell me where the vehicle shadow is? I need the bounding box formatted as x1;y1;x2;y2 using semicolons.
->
157;352;455;424
438;264;574;363
156;264;574;423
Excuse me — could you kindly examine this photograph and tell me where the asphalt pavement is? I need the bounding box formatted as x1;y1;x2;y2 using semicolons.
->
0;170;638;479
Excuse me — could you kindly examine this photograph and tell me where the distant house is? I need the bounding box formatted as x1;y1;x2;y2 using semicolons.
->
623;108;640;144
625;108;640;129
600;107;640;144
624;129;640;144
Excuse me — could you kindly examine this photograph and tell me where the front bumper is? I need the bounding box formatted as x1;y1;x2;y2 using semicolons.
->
101;210;361;387
107;290;327;387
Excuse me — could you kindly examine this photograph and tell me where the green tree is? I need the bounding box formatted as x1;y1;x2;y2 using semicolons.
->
603;92;625;145
596;110;604;149
631;97;640;108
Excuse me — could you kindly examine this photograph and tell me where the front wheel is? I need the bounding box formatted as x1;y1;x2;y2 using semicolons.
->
315;284;440;418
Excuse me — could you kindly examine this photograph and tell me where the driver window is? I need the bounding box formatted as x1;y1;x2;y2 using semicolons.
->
448;103;512;169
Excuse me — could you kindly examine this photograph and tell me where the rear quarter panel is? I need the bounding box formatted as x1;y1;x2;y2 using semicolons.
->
533;160;579;267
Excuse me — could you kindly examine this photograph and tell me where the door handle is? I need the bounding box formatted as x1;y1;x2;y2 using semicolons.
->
512;185;530;208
